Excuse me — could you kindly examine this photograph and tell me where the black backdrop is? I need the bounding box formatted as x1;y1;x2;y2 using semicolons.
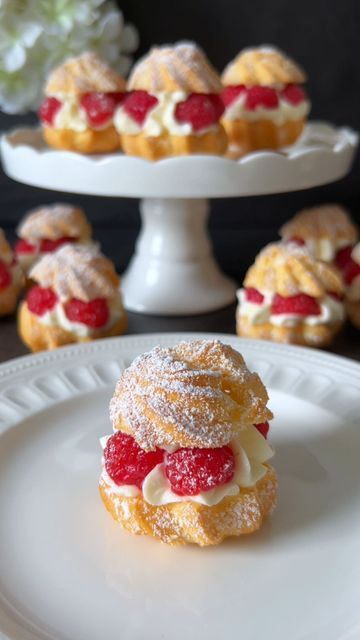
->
0;0;359;283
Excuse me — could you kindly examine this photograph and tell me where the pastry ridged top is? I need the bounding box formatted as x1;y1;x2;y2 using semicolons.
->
222;45;307;86
280;204;358;244
30;245;119;302
128;42;223;93
45;52;126;95
18;203;92;241
244;242;344;297
0;229;13;264
109;339;272;451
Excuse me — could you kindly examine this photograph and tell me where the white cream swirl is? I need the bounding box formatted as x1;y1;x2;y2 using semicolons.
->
49;94;113;132
224;91;310;126
301;237;350;262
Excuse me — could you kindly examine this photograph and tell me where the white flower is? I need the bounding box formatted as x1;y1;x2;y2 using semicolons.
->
0;13;42;72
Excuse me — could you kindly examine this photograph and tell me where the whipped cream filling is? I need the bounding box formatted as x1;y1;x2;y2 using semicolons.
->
224;92;310;126
237;288;345;327
33;295;124;337
48;93;113;132
100;424;274;507
291;237;351;262
114;91;219;138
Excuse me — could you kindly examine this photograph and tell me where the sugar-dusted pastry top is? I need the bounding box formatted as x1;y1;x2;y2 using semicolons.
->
18;203;92;241
127;41;223;93
0;228;14;264
222;45;307;86
280;204;358;245
45;52;126;95
244;242;344;297
110;339;272;451
29;244;119;302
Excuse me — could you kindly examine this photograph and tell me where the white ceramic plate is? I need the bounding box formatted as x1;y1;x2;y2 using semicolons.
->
0;333;360;640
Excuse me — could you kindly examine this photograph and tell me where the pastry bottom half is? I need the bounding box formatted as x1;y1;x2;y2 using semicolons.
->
223;118;305;158
43;126;122;154
346;299;360;329
99;465;277;546
237;314;342;347
0;285;22;317
18;301;127;352
120;127;228;160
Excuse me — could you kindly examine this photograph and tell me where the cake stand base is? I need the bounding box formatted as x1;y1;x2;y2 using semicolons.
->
122;198;237;315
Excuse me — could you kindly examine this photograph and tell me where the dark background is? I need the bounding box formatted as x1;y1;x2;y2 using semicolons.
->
0;0;359;284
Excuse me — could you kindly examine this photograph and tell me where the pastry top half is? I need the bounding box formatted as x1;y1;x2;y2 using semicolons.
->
244;242;344;298
45;52;126;95
127;41;223;93
222;45;307;86
110;339;273;451
0;228;14;264
17;203;92;242
280;204;358;246
29;244;119;302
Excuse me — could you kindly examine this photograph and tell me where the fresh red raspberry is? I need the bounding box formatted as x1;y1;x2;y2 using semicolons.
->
254;422;270;439
38;97;62;126
165;445;235;496
271;293;321;316
15;238;37;254
27;286;58;316
80;92;124;127
343;259;360;285
39;236;77;253
0;260;12;290
175;93;224;131
221;85;246;108
289;236;306;246
104;431;164;488
335;246;353;271
123;90;158;125
328;291;344;301
281;84;306;105
245;86;279;110
64;297;109;328
245;287;265;304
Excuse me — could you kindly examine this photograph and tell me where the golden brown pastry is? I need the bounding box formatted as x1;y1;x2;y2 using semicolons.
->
14;202;93;280
0;229;24;317
38;52;125;153
236;242;345;347
221;46;310;157
342;243;360;328
115;42;227;160
99;339;277;546
18;244;127;352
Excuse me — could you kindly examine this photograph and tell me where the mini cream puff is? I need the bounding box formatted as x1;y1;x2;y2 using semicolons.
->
18;245;127;352
0;229;24;317
279;204;358;264
99;339;277;546
341;243;360;329
115;42;227;160
14;203;94;281
221;46;310;157
38;52;125;153
236;242;345;347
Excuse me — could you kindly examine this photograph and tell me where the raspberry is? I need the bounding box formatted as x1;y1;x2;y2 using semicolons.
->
39;236;77;253
175;93;224;131
27;286;58;316
281;84;306;105
0;260;11;290
165;445;235;496
245;86;279;110
343;259;360;285
15;239;37;254
289;236;306;246
80;92;124;127
38;97;62;126
271;293;321;316
254;422;270;439
64;297;109;328
245;287;265;304
123;90;158;125
104;431;164;488
335;246;353;271
328;291;343;301
221;85;246;108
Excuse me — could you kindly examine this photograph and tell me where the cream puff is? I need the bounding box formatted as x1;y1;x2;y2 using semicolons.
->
280;204;358;263
115;42;227;160
341;243;360;329
14;202;94;280
18;244;127;352
38;52;125;153
99;339;277;546
236;242;345;347
221;46;310;157
0;229;24;317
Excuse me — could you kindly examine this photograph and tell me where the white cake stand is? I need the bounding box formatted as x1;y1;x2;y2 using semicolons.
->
1;122;358;315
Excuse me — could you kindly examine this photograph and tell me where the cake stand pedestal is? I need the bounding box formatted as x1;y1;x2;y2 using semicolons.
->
1;122;358;315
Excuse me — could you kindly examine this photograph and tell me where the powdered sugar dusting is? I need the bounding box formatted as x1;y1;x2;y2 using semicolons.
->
46;52;125;95
18;203;90;241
